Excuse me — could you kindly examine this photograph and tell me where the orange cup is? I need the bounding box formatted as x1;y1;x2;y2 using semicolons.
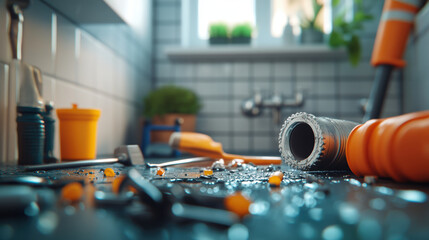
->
56;104;101;160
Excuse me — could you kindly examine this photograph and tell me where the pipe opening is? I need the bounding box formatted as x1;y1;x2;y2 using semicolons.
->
289;122;315;160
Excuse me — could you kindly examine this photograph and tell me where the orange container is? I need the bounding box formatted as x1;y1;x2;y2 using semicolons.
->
346;111;429;182
56;104;101;160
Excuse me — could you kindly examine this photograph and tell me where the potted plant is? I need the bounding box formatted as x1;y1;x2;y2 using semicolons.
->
328;0;373;66
209;23;229;44
231;23;253;44
143;85;202;143
299;0;324;44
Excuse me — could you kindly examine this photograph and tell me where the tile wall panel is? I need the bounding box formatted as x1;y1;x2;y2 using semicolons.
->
0;0;152;160
55;15;77;82
0;0;11;63
22;1;55;74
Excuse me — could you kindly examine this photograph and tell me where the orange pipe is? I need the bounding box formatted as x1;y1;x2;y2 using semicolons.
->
371;0;419;67
170;132;282;165
346;111;429;182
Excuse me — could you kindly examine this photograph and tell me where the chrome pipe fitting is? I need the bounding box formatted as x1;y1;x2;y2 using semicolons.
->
278;112;359;170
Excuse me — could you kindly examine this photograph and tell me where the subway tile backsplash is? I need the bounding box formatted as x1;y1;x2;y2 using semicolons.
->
0;0;151;162
153;0;402;154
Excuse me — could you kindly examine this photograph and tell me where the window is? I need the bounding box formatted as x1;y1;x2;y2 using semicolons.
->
182;0;334;47
198;0;255;40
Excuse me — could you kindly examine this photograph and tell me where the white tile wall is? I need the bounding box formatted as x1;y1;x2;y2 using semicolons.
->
233;62;250;78
0;0;11;63
0;0;152;160
0;64;8;162
55;15;77;82
22;1;55;74
252;63;271;78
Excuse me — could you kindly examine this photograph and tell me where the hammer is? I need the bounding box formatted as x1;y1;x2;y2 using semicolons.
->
24;145;145;171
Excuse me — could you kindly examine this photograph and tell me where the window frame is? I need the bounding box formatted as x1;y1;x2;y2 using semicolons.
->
181;0;284;47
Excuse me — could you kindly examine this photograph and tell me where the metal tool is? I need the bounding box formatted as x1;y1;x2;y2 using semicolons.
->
363;0;425;122
24;145;144;171
146;156;213;168
120;169;239;226
279;112;358;170
169;132;282;165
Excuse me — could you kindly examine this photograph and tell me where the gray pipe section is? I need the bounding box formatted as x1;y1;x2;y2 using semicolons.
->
278;112;359;170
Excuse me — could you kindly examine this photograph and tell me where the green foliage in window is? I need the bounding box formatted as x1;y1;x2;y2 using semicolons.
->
209;23;229;38
143;85;202;118
329;0;374;66
300;0;324;31
231;23;253;38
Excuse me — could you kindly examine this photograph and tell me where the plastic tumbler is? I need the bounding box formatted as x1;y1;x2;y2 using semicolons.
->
56;104;101;160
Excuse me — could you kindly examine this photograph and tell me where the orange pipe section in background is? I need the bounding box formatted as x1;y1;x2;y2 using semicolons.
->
170;132;282;165
347;111;429;182
371;0;419;67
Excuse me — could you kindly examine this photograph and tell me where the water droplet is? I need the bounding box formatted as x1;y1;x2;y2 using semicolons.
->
37;211;58;234
24;201;39;217
284;205;299;218
374;186;394;196
249;201;270;215
64;205;76;215
291;195;304;207
346;178;361;187
385;210;410;237
228;224;249;240
322;225;343;240
358;218;382;240
308;208;323;221
300;223;316;239
0;225;14;240
396;190;427;203
338;203;360;224
369;198;386;210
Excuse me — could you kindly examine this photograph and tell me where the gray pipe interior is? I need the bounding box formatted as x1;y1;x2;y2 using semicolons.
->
289;122;315;161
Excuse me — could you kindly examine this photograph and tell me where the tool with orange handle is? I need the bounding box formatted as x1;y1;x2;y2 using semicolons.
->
169;132;282;165
363;0;425;121
347;110;429;182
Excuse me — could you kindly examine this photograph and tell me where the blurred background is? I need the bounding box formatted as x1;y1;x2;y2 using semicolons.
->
0;0;427;162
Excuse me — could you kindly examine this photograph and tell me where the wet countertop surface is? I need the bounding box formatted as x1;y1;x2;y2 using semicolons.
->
0;158;429;240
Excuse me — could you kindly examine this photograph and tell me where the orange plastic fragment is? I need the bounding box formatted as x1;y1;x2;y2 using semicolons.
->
268;171;284;187
112;176;137;194
203;169;213;176
157;167;166;176
271;171;284;179
104;168;116;177
224;192;252;218
268;176;282;187
61;182;83;202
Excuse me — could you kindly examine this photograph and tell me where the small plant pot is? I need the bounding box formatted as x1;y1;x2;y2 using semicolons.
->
231;37;251;44
300;29;324;44
209;37;229;45
150;114;196;143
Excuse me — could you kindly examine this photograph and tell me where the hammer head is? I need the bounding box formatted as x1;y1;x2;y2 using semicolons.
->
114;145;145;166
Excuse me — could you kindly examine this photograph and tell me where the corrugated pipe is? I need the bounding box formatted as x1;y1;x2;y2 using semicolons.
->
278;112;359;170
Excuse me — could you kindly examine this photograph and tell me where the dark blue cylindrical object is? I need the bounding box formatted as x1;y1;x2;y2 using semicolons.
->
17;106;45;165
42;104;57;163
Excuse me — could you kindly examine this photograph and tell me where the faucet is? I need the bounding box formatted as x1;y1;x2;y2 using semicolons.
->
241;90;304;124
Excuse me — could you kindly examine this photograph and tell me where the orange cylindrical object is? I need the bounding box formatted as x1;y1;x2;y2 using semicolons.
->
371;0;418;68
346;111;429;182
57;104;101;160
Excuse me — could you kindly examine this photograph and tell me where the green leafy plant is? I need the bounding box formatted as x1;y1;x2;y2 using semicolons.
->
231;23;253;38
209;23;229;39
300;0;324;31
143;85;201;118
328;0;373;66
